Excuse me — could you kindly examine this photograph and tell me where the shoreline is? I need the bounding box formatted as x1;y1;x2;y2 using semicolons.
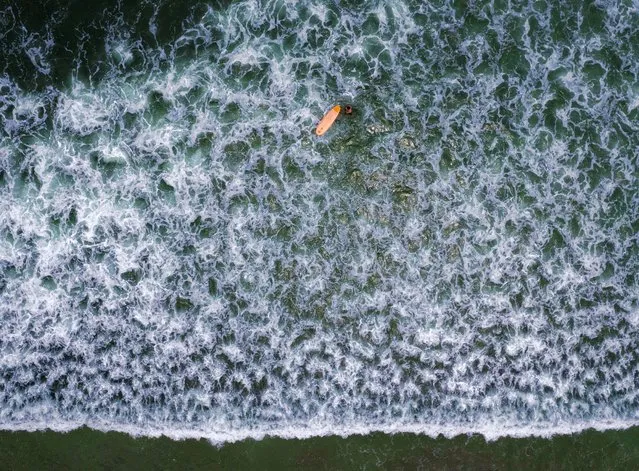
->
3;418;639;444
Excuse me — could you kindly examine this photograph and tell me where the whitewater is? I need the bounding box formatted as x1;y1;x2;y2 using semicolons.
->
0;0;638;444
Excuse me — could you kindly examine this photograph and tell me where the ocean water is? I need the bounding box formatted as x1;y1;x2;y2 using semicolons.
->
0;0;638;445
2;426;639;469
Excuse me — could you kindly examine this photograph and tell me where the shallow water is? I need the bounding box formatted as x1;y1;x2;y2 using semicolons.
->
2;427;639;470
0;0;638;443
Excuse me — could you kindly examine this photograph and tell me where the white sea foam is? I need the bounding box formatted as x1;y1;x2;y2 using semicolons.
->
0;0;638;444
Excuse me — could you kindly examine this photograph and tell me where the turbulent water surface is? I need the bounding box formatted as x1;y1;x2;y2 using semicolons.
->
1;0;638;442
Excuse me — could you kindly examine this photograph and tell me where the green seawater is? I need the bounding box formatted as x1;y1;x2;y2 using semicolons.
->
2;427;639;470
0;0;638;466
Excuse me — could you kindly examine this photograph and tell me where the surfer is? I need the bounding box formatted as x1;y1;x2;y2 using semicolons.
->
315;104;354;135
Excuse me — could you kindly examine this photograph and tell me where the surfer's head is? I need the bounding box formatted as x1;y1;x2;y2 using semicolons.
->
345;105;353;115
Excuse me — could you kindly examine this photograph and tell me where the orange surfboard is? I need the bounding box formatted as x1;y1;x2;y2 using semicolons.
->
315;105;341;136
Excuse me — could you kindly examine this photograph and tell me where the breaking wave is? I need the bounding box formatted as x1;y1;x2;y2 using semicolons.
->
0;0;638;443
